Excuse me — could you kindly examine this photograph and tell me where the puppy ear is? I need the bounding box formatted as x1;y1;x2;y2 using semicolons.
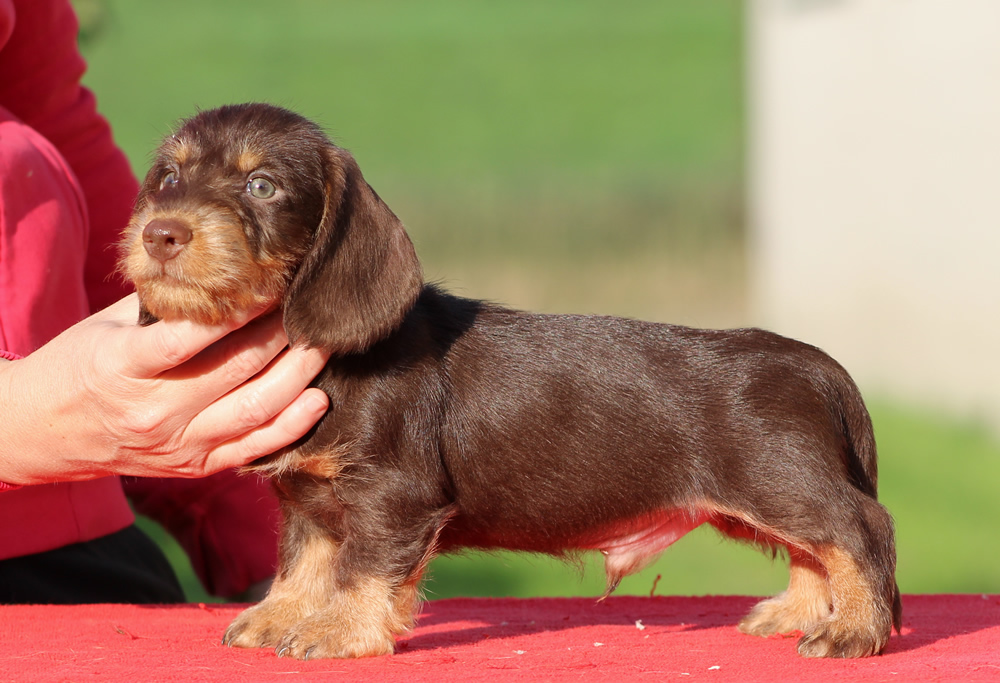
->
283;147;423;354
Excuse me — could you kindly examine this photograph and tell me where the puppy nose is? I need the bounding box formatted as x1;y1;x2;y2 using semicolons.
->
142;218;192;263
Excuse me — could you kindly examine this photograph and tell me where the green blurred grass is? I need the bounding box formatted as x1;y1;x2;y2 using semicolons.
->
78;0;744;267
77;2;1000;601
79;2;742;174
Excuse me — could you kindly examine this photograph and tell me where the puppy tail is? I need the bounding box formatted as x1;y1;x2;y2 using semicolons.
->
833;369;880;499
892;580;903;633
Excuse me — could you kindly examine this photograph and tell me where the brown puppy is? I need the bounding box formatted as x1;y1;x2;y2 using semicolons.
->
120;103;901;659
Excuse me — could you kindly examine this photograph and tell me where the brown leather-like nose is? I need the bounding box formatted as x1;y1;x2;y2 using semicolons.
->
142;218;192;263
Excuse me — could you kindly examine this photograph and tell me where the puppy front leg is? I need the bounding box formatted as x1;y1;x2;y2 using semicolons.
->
271;501;450;659
224;516;427;658
271;525;440;660
224;511;338;650
272;571;416;659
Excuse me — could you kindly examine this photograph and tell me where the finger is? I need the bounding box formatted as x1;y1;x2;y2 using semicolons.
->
163;310;290;389
90;292;143;324
189;344;330;446
204;388;330;472
122;304;273;379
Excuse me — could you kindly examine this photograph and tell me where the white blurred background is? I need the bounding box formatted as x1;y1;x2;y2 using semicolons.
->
749;0;1000;434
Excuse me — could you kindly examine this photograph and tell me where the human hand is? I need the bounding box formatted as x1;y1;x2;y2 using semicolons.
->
0;294;329;485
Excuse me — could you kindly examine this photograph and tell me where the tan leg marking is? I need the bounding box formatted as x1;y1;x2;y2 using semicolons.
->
271;533;437;659
273;575;414;659
224;532;338;650
795;544;893;658
739;549;832;637
226;529;426;659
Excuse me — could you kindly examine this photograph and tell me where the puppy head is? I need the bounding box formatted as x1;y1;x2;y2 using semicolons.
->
119;102;422;353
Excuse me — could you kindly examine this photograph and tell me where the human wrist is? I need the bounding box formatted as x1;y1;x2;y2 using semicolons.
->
0;356;30;486
0;350;90;486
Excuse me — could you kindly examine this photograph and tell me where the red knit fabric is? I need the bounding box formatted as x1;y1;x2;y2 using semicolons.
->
0;0;134;319
0;595;997;681
122;472;282;598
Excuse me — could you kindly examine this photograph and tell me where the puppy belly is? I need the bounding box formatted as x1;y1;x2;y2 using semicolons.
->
583;508;711;593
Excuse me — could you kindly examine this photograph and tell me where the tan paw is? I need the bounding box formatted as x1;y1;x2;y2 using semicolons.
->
796;618;890;658
223;600;304;650
739;591;831;637
274;611;396;660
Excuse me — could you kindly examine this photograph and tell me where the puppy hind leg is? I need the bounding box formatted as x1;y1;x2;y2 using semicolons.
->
796;498;899;658
739;548;832;637
796;542;897;658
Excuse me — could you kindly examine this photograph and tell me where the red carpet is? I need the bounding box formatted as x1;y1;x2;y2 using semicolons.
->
2;595;998;681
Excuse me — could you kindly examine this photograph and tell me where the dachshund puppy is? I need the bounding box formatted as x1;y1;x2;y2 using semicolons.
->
120;103;901;659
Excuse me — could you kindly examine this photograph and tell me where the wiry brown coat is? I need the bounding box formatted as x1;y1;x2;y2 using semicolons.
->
120;103;901;660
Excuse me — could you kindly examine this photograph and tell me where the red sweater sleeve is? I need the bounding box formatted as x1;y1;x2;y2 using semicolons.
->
0;0;134;312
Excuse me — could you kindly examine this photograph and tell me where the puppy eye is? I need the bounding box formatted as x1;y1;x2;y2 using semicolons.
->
160;171;178;189
247;177;276;199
